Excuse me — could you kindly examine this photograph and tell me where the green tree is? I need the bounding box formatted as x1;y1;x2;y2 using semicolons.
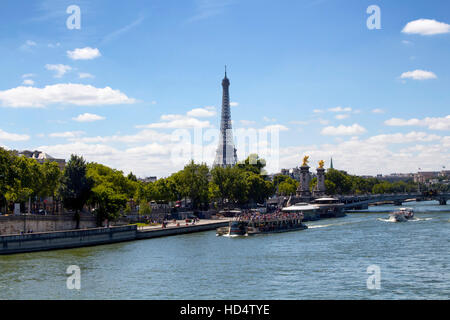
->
325;169;352;195
91;183;127;226
277;177;298;196
237;154;267;175
138;200;152;216
177;161;210;209
59;155;94;228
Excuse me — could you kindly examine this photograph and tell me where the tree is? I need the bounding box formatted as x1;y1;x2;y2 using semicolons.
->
91;183;127;226
0;148;14;211
325;169;352;195
210;166;247;206
237;154;267;175
127;172;137;182
40;161;62;213
59;155;94;228
138;200;152;216
278;177;298;196
177;161;210;209
244;172;271;204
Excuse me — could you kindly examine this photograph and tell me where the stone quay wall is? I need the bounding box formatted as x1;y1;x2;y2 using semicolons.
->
0;215;97;236
137;221;228;240
0;225;137;255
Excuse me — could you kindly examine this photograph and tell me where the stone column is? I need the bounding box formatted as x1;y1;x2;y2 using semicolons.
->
296;165;312;200
314;167;326;197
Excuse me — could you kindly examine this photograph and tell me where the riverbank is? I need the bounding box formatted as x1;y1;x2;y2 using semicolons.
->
0;219;230;255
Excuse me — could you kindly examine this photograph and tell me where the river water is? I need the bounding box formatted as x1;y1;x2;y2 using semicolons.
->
0;201;448;300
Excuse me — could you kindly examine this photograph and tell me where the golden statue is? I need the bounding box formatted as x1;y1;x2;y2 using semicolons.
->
318;160;325;169
302;155;309;166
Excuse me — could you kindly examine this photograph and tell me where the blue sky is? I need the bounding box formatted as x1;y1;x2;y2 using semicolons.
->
0;0;449;177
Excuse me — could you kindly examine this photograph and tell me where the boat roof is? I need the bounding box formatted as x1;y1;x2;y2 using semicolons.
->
282;204;318;211
315;197;339;201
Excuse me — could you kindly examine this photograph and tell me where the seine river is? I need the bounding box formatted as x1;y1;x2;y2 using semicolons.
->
0;201;448;300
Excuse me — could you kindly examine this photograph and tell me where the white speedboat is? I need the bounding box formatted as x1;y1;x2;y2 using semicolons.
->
388;207;414;222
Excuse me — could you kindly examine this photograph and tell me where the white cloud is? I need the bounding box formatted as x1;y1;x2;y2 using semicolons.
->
67;47;101;60
239;120;256;126
230;102;239;107
0;129;30;141
372;108;385;114
263;124;289;131
321;124;367;136
79;72;94;79
72;113;105;122
385;115;450;131
32;128;449;178
49;131;85;139
313;109;324;113
335;114;349;120
366;131;441;144
138;117;212;129
22;73;35;78
45;64;72;78
328;106;352;113
20;40;36;50
402;19;450;36
400;70;437;80
74;129;173;144
48;42;61;48
186;106;216;117
0;83;136;108
263;116;277;122
278;132;449;176
22;79;35;86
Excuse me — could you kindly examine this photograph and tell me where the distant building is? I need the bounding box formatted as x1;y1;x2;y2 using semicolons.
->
414;171;440;183
379;173;415;182
139;176;157;183
17;150;65;170
280;167;301;181
439;170;450;178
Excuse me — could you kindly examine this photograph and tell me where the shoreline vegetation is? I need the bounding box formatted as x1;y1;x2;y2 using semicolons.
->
1;147;449;228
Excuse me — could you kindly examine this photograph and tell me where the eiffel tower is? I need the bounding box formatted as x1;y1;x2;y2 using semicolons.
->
213;66;238;167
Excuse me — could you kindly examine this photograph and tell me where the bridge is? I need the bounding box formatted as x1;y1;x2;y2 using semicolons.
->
336;192;450;210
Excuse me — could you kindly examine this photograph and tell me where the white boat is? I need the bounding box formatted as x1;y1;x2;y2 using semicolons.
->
312;197;346;218
282;203;320;221
388;207;414;222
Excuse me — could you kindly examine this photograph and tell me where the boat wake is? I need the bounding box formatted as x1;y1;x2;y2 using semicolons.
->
307;224;334;229
306;221;359;229
377;217;432;223
220;233;248;238
377;218;396;223
409;217;432;222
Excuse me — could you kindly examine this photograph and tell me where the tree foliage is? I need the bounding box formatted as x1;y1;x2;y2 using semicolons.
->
59;155;94;227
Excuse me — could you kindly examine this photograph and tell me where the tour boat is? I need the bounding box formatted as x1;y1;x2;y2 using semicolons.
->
282;203;320;221
388;207;414;222
312;197;346;218
217;212;307;237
